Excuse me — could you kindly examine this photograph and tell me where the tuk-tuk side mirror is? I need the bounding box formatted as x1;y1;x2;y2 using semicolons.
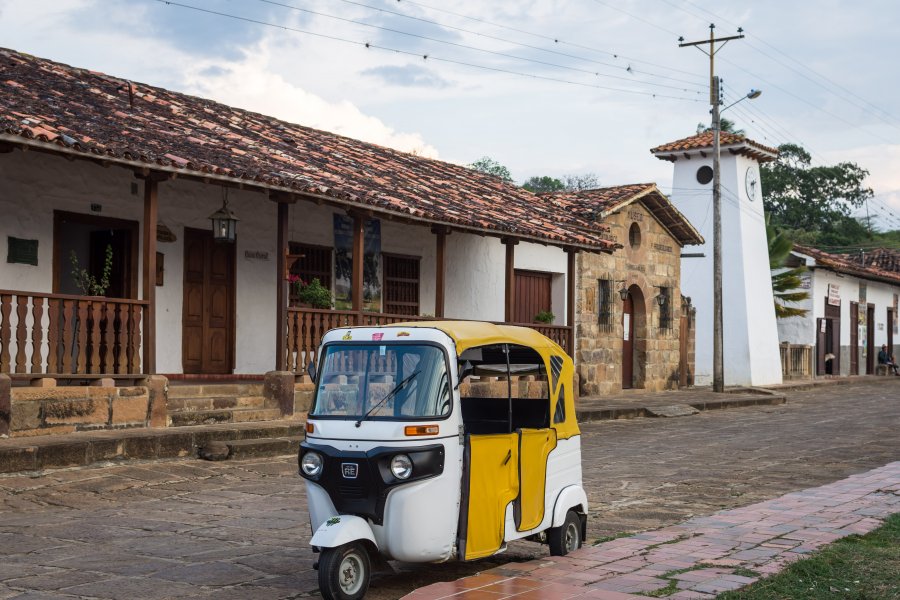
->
455;360;475;389
307;361;317;383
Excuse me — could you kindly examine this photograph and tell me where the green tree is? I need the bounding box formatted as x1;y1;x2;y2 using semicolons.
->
761;144;873;236
522;175;565;193
767;217;809;319
468;156;513;182
696;117;744;135
563;173;600;191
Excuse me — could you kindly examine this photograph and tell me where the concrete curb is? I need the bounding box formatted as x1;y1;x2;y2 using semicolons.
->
0;420;305;474
576;393;786;423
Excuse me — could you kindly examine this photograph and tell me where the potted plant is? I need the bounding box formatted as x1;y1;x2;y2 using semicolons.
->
534;310;555;324
70;245;113;296
297;278;333;309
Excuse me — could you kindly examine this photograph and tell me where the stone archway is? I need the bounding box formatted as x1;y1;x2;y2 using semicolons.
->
622;284;648;389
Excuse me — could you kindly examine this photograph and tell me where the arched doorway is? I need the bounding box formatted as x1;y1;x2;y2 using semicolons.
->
622;284;646;389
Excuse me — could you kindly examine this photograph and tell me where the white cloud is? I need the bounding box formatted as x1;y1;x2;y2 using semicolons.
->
182;44;440;158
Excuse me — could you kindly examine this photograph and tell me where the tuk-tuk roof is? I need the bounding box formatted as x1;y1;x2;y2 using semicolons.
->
381;320;564;356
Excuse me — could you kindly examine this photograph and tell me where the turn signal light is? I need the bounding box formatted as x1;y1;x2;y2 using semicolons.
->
405;424;439;436
305;422;315;434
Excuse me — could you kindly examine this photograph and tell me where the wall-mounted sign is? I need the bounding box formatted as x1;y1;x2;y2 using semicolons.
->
244;250;269;261
878;323;884;331
799;275;812;290
623;314;631;340
827;283;841;306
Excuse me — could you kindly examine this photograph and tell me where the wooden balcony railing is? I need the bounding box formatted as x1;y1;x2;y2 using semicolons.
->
285;307;573;373
0;290;148;376
780;343;814;380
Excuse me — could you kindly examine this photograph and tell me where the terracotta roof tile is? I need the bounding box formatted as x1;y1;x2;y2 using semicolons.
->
650;131;778;163
0;48;617;252
541;184;703;246
849;247;900;274
794;245;900;286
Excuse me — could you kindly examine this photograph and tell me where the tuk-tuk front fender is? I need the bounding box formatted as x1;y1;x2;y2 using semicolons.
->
552;485;588;527
311;514;377;550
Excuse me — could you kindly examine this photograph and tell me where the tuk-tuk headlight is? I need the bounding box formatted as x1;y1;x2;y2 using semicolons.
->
390;454;413;480
300;451;323;478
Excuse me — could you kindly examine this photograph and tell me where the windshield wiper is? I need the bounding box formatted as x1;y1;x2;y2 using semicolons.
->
355;370;420;427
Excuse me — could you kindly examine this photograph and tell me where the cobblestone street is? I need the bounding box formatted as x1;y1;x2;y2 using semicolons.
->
0;380;897;599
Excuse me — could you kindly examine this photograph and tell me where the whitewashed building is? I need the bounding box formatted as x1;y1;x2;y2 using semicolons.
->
0;48;619;382
651;132;783;387
778;245;899;376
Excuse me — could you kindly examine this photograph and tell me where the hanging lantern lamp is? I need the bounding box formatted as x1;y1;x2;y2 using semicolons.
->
209;186;239;243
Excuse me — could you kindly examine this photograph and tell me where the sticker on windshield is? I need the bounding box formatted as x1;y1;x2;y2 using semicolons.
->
372;333;384;341
379;345;386;356
342;331;352;340
397;331;410;337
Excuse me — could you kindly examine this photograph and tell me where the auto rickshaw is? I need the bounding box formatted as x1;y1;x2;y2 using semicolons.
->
298;321;587;600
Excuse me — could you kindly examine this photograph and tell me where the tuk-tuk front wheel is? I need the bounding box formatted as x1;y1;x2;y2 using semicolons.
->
548;510;583;556
318;541;371;600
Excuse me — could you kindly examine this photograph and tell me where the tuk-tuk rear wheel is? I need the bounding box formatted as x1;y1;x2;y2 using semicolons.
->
548;510;583;556
317;541;371;600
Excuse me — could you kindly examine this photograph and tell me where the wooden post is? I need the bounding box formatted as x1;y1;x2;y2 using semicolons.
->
141;177;158;374
351;213;365;312
432;226;448;318
502;238;518;323
276;202;289;371
566;247;578;353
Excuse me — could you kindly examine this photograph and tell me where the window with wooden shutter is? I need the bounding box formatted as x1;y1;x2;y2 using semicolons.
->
598;278;614;329
383;254;420;315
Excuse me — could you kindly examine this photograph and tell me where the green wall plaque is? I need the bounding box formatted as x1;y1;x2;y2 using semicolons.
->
7;237;39;266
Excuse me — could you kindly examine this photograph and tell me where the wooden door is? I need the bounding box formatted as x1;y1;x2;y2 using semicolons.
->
815;318;826;376
182;228;235;374
514;270;552;324
888;308;895;355
849;302;859;375
866;305;875;374
622;295;634;388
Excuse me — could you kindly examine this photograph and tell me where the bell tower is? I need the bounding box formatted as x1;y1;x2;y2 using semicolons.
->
652;133;783;386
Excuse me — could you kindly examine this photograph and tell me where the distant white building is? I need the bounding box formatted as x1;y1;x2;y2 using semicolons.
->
778;246;899;376
652;133;783;387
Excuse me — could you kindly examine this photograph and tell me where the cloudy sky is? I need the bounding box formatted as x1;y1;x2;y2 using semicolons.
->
2;0;898;229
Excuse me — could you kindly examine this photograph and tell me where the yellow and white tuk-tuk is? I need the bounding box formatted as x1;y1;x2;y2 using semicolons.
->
298;321;586;600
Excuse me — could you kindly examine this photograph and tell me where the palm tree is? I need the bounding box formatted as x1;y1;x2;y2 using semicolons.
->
767;216;809;318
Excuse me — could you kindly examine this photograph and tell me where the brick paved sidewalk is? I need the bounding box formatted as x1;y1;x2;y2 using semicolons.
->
403;461;900;600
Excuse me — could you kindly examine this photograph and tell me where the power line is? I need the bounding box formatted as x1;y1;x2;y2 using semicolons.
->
323;0;705;89
153;1;703;102
675;0;900;130
396;0;707;81
657;0;900;136
252;0;703;94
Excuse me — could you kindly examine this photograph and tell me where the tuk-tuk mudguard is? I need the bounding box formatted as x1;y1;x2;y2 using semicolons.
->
551;485;588;527
311;514;377;550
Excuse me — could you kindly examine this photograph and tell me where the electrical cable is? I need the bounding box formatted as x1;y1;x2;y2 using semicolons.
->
153;0;704;102
253;0;702;94
395;0;707;81
323;0;706;88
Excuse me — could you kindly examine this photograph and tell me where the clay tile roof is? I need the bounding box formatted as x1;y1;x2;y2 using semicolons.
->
851;248;900;273
793;245;900;286
541;183;703;247
650;131;778;163
0;48;617;252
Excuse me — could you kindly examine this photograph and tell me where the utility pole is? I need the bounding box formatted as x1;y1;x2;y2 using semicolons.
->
679;24;744;393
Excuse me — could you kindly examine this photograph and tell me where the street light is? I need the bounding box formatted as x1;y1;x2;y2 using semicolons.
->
711;81;761;392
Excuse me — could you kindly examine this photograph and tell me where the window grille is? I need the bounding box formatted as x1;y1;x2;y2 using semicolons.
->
659;286;673;330
598;278;614;327
383;254;420;315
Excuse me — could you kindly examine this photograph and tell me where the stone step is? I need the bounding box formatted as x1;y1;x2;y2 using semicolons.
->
167;383;265;400
168;407;282;427
0;421;306;474
167;395;267;412
227;436;302;460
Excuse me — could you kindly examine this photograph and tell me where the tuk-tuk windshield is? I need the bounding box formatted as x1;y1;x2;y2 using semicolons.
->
311;344;451;419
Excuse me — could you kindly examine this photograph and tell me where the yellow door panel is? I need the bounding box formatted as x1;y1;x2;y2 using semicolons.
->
462;433;519;560
515;428;557;531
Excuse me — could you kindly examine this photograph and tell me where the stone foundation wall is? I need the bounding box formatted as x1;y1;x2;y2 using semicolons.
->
11;385;151;437
576;201;689;396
